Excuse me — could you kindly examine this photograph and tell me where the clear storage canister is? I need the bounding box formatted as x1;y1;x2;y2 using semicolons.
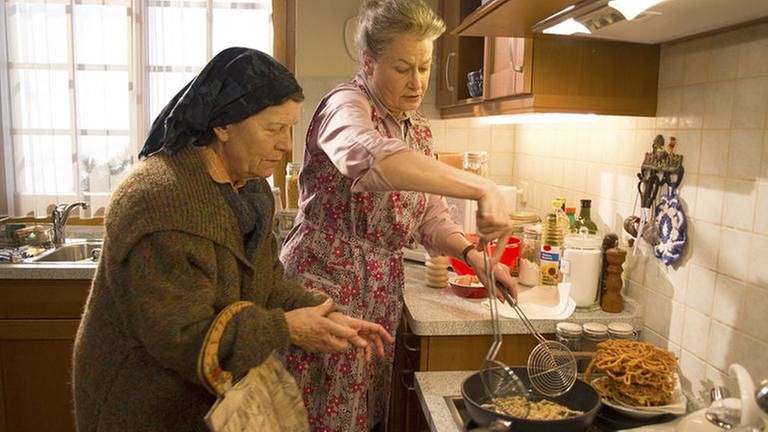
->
463;151;489;178
582;322;609;352
518;224;541;287
608;322;637;340
556;322;583;352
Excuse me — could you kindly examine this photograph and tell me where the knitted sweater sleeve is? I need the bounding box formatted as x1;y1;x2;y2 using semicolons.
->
113;231;292;384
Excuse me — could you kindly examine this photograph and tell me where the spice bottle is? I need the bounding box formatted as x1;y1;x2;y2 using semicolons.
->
518;224;541;287
463;151;489;178
285;162;300;209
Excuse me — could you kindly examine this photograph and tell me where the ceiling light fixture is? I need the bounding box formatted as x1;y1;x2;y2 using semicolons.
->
542;18;592;35
608;0;664;20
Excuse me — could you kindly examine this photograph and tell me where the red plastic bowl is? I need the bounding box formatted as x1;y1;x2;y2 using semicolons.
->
448;276;488;299
448;236;522;275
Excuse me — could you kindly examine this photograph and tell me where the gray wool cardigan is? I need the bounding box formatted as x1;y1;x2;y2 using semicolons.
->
72;146;325;431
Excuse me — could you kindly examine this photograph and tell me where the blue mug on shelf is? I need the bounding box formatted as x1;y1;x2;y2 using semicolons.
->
467;69;483;98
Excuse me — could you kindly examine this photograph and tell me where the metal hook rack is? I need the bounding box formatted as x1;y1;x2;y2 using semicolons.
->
639;135;684;188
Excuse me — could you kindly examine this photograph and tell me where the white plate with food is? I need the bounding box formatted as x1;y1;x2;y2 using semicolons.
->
592;374;687;419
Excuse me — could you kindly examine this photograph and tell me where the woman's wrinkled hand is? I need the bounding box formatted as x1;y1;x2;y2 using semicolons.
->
466;248;518;302
284;300;394;359
475;184;513;242
327;312;394;361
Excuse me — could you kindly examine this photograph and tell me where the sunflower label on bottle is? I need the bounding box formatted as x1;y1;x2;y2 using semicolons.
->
540;244;562;285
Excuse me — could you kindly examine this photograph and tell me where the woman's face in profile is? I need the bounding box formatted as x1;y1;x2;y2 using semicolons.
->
212;100;301;181
366;33;433;119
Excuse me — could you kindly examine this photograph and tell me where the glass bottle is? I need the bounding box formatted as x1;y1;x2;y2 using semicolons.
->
518;224;541;287
573;199;598;234
462;151;489;178
285;162;300;209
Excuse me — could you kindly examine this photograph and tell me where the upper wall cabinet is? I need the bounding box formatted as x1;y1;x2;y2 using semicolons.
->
452;0;577;37
436;1;660;118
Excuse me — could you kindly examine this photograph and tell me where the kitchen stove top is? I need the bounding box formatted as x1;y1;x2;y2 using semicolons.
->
443;395;675;432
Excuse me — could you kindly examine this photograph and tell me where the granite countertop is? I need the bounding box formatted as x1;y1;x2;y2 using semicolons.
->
415;370;472;432
403;262;642;336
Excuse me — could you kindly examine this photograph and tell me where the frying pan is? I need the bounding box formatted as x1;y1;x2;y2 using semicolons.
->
462;367;600;432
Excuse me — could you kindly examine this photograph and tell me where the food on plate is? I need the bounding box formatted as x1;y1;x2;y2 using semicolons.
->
455;275;482;286
482;395;583;420
584;339;678;407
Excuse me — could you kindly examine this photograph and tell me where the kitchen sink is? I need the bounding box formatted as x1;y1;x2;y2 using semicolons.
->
30;241;103;263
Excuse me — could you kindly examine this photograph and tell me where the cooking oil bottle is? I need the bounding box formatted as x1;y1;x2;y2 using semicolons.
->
540;211;564;286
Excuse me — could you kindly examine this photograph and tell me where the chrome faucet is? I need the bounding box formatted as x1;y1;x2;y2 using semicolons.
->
51;202;88;247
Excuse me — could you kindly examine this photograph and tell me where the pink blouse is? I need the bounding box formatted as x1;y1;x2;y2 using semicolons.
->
306;72;463;255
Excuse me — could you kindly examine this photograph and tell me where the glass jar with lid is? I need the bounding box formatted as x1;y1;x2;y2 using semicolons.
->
555;322;583;352
518;224;541;287
608;322;637;340
582;322;609;352
561;230;602;311
463;151;489;178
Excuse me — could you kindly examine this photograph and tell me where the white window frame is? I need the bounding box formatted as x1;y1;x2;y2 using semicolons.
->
0;0;275;217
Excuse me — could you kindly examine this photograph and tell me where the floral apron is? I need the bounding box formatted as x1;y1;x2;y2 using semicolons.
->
279;80;433;432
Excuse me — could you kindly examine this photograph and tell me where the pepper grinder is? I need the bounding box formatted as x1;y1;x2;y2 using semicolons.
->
601;248;627;313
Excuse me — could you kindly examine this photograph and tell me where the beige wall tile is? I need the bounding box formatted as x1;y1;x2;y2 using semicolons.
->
721;179;757;230
728;129;764;179
702;81;735;129
680;84;706;129
732;77;768;129
755;181;768;235
737;25;768;78
713;274;747;329
690;221;721;270
738;285;768;341
656;87;682;129
686;265;715;315
682;308;710;358
679;349;708;404
708;30;742;81
700;130;730;176
748;234;768;288
659;43;685;88
683;39;712;85
693;176;724;224
717;228;751;281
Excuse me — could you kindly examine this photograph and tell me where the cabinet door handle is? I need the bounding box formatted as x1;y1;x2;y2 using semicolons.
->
508;39;523;73
401;368;415;391
445;52;457;92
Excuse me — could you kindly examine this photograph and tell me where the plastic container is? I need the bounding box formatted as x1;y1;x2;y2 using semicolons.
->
448;236;521;275
561;231;602;310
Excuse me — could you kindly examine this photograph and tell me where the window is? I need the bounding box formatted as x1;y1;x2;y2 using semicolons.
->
1;0;276;216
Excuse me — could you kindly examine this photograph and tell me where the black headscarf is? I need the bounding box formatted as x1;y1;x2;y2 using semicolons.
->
139;47;302;159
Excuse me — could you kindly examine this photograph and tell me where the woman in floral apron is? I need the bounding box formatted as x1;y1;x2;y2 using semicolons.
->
279;1;516;430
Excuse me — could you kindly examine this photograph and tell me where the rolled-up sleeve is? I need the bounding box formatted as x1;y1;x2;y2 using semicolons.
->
313;88;411;182
414;193;464;256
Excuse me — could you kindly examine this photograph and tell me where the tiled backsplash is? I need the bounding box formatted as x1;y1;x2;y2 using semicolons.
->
429;22;768;400
295;19;768;402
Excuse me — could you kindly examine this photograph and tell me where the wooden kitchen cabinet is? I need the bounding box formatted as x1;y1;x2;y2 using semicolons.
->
440;34;659;118
436;0;660;118
436;0;485;107
0;279;90;432
386;317;541;431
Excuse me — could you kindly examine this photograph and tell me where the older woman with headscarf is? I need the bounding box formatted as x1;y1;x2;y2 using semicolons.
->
71;47;393;432
278;1;517;430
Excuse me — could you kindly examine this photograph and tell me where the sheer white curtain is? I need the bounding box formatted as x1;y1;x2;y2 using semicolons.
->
1;0;273;217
